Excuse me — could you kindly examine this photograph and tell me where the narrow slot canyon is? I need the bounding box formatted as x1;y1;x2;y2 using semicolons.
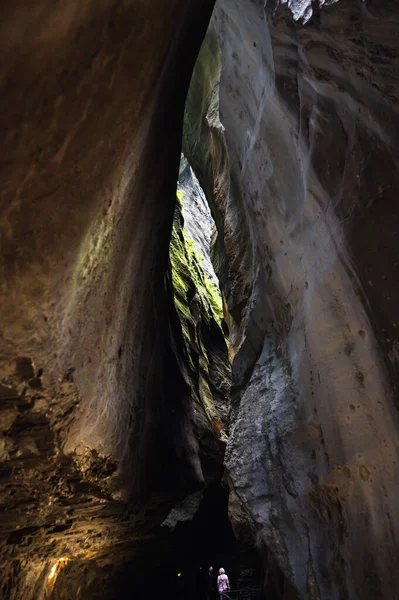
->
1;1;399;599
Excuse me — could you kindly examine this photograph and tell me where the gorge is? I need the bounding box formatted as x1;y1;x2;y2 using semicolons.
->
0;1;398;599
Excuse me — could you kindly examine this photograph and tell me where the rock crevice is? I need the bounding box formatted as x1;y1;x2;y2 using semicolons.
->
1;0;399;598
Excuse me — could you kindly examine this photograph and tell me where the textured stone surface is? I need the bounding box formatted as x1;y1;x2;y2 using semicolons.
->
178;156;220;289
2;0;399;598
172;164;231;431
184;0;399;598
0;1;216;597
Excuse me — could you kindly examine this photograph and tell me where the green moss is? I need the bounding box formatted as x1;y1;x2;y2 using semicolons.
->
169;192;229;426
199;375;219;420
180;232;224;326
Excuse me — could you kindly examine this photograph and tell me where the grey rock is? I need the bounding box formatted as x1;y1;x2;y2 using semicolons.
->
184;0;399;597
178;155;220;289
161;490;204;530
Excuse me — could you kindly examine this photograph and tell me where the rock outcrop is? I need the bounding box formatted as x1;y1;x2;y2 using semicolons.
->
184;1;399;598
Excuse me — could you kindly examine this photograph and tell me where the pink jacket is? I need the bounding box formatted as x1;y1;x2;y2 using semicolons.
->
217;573;230;592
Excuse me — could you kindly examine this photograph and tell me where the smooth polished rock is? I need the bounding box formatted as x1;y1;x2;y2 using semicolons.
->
184;0;399;597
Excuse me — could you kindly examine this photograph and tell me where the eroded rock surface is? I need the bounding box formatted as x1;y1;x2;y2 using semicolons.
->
178;156;220;289
0;1;217;597
172;161;231;431
1;0;399;598
184;1;399;598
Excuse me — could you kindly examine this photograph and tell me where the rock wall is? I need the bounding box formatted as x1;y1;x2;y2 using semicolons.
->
0;1;216;597
172;161;230;432
184;1;399;598
1;0;399;597
165;169;231;520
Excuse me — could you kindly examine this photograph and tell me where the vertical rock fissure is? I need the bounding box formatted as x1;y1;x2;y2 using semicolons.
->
168;153;269;599
169;154;231;438
180;16;294;597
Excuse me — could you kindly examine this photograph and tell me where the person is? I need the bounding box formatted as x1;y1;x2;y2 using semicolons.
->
217;568;230;599
207;565;217;600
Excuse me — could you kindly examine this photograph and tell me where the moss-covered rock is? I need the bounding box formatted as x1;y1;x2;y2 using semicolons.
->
182;18;254;364
169;190;230;437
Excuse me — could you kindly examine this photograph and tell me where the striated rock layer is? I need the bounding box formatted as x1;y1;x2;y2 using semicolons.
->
184;0;399;598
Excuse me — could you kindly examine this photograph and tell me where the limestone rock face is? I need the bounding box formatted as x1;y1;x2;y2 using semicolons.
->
178;156;220;289
184;1;399;598
1;0;399;598
0;1;216;596
172;161;231;430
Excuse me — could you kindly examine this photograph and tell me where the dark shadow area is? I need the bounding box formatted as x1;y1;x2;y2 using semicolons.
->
110;482;237;600
50;482;242;600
